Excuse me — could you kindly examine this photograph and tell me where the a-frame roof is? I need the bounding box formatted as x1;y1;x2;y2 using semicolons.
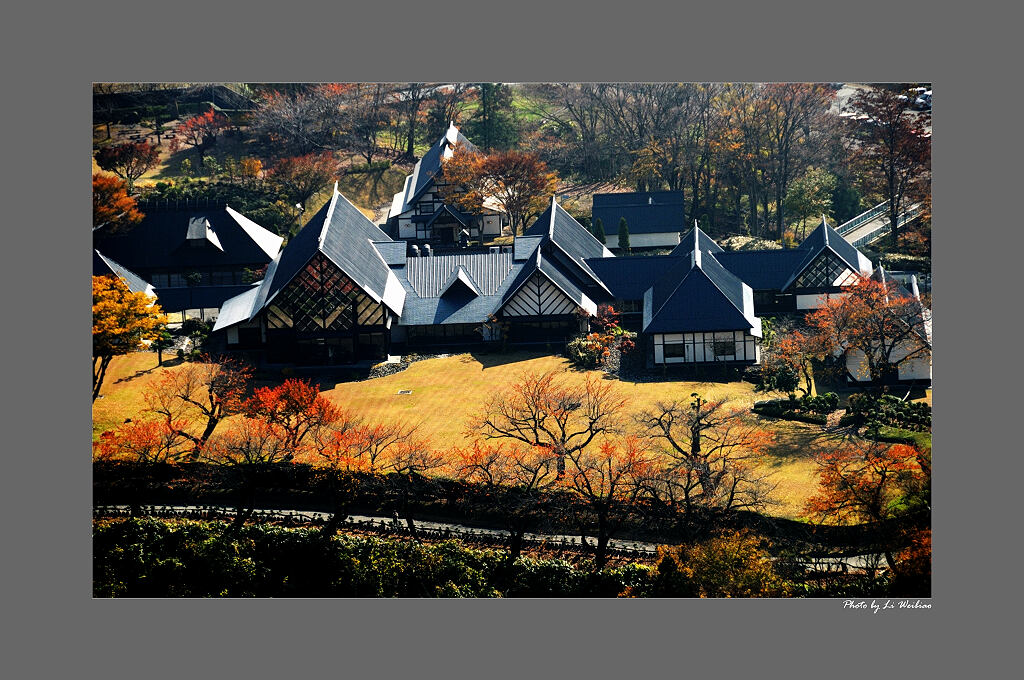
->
389;123;478;219
668;223;725;259
784;216;872;290
525;197;614;295
219;184;406;329
439;265;482;298
643;244;758;335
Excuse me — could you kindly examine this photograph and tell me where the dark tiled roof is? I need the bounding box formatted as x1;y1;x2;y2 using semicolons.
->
93;206;281;272
644;261;754;334
526;200;612;293
373;241;408;266
513;235;543;261
644;249;754;334
254;186;404;318
398;254;526;326
713;249;808;290
592;191;686;235
93;250;152;294
583;255;682;300
404;251;513;297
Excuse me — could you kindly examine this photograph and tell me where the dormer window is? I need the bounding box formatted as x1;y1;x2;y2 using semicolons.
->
186;216;224;251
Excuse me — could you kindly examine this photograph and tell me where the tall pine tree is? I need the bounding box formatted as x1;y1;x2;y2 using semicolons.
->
618;217;630;254
464;83;520;152
592;217;606;244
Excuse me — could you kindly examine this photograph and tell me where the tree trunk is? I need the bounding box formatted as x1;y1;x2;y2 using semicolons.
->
595;517;610;570
93;355;112;402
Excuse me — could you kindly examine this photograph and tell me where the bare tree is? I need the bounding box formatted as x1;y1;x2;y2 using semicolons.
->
469;370;627;477
636;393;777;517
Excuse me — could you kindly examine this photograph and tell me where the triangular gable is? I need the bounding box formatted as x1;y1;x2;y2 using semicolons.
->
253;184;405;318
669;223;724;258
186;216;224;251
785;217;872;290
644;249;759;335
439;265;482;298
500;249;596;317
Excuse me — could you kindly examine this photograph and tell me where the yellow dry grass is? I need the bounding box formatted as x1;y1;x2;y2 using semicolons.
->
92;350;825;518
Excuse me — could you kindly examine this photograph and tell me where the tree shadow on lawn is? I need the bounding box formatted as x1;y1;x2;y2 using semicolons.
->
461;350;554;370
760;418;862;465
114;357;184;384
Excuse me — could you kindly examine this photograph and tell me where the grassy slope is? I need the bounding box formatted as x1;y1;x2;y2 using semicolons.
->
93;351;824;518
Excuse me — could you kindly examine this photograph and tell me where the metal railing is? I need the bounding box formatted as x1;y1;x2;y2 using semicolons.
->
851;204;924;247
837;200;890;235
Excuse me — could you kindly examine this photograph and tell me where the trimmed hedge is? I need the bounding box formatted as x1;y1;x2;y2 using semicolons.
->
752;392;838;425
847;394;931;432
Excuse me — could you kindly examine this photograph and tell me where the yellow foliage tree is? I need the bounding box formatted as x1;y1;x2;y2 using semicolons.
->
92;275;166;401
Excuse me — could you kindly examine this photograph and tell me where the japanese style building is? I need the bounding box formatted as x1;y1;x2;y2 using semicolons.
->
212;183;928;383
93;204;283;325
386;123;507;244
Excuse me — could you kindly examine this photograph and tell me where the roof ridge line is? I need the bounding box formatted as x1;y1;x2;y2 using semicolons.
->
320;183;341;248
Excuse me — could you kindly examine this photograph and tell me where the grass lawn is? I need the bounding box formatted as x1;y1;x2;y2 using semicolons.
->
94;350;826;519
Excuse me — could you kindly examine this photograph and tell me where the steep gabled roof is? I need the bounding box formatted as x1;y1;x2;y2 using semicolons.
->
239;184;406;325
525;198;613;294
93;250;154;296
643;247;759;335
784;216;873;290
388;123;479;219
499;247;598;317
668;223;724;258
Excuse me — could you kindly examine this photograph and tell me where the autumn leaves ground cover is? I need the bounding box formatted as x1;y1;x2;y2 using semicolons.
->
93;350;828;518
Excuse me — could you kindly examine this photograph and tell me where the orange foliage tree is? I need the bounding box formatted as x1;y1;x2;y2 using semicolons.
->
636;393;776;517
453;441;560;563
804;276;930;386
170;107;228;159
269;152;339;211
441;145;559;234
92;275;165;401
564;436;655;569
94;141;160;193
93;173;143;232
243;378;347;452
804;440;930;570
470;370;627;477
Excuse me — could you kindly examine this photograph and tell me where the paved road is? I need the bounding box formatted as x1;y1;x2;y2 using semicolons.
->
95;504;891;571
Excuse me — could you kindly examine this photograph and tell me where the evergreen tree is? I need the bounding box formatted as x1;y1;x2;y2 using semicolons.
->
593;217;606;244
464;83;520;152
618;217;630;254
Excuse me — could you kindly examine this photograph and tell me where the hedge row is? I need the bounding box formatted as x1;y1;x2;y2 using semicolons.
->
752;392;838;425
